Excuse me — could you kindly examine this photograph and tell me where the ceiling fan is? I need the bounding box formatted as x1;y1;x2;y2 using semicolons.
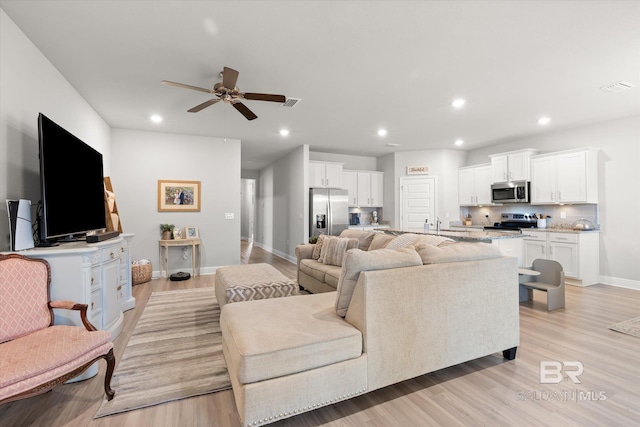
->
161;66;286;121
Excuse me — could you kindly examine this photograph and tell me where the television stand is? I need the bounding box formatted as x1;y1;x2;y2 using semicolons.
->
87;230;120;243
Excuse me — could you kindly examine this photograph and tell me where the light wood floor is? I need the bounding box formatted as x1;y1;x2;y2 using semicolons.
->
2;241;639;426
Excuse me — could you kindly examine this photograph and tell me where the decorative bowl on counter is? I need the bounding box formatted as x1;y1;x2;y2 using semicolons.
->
572;219;596;230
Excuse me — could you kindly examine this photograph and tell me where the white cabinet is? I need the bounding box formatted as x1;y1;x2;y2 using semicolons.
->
522;231;599;285
490;149;538;183
458;164;492;206
343;171;357;206
531;148;599;204
309;161;343;188
343;170;384;207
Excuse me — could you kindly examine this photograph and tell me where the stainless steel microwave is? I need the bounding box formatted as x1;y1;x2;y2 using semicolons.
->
491;181;530;203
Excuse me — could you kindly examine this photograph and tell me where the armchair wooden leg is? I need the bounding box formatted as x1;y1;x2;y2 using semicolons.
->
104;348;116;401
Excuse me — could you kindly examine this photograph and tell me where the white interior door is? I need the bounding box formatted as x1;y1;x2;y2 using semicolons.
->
400;176;436;230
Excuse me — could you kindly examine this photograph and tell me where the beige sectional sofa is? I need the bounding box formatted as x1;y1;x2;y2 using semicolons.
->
221;237;520;427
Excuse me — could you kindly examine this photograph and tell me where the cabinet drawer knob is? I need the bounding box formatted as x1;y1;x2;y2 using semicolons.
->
91;302;94;310
117;285;122;291
91;277;94;285
110;252;115;259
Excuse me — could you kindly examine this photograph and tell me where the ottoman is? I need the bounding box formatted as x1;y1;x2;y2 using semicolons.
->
215;263;299;308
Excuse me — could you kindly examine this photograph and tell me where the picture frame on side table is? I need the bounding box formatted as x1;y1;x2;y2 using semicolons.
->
185;226;199;239
158;180;201;212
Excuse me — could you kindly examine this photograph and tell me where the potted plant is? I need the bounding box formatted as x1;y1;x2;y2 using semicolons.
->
160;224;174;240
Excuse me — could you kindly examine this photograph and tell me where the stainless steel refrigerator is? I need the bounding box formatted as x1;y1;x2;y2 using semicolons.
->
310;188;348;237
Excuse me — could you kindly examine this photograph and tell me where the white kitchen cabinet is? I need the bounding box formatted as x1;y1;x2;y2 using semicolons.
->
522;230;599;285
458;164;492;206
490;149;538;183
343;171;357;206
343;170;384;207
531;148;599;204
309;161;343;188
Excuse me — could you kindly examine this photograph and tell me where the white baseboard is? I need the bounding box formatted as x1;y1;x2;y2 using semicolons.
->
253;242;296;264
599;275;640;291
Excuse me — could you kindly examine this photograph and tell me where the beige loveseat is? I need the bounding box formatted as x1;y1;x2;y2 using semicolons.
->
296;229;453;293
221;241;520;426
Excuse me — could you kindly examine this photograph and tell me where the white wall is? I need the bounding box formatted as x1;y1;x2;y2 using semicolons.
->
466;116;640;285
310;151;378;171
110;129;241;274
240;179;255;241
0;10;111;251
383;149;468;229
255;145;308;261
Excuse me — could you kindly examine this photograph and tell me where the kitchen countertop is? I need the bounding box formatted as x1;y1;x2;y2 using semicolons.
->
449;224;600;234
376;228;528;241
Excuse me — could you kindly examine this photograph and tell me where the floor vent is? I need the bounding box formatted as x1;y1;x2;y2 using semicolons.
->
600;81;636;93
282;98;301;108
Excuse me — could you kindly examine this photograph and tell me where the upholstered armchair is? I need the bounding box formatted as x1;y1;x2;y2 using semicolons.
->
0;254;115;404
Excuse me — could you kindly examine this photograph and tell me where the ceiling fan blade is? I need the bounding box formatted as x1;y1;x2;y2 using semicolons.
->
161;80;212;94
188;98;221;113
222;67;239;90
243;93;286;103
232;102;258;120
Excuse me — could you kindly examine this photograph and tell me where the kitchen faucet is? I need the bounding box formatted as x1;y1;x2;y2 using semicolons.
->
436;216;442;235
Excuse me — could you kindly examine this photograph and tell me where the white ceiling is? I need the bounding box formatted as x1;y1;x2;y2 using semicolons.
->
2;1;639;170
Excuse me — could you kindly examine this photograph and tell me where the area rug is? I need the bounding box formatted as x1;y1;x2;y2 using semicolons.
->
94;287;231;418
609;316;640;338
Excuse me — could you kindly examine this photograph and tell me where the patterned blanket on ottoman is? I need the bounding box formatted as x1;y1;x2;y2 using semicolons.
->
215;263;298;308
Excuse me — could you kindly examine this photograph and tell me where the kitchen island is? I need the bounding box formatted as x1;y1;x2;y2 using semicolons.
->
377;227;527;242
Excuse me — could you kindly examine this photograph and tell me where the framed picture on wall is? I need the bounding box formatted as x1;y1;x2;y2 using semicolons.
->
158;180;201;212
185;226;199;239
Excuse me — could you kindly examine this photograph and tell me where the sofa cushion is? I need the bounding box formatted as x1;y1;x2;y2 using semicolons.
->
415;241;503;264
319;237;359;267
339;229;376;251
335;247;423;317
311;234;327;260
325;268;342;288
367;233;396;251
300;259;336;283
221;292;362;384
385;233;453;250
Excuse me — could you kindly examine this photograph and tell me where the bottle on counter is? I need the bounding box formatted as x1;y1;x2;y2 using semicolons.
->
424;219;430;233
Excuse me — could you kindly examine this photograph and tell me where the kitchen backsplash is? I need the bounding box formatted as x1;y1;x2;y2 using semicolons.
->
462;204;599;229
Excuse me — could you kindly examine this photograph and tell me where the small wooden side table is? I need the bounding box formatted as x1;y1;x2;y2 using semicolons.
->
159;238;201;278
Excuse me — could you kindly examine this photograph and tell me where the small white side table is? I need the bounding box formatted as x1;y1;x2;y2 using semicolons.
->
159;238;201;278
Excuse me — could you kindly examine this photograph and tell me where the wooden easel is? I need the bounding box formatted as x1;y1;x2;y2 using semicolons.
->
104;177;123;233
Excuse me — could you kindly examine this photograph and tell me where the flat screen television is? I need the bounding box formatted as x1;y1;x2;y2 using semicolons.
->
37;113;107;244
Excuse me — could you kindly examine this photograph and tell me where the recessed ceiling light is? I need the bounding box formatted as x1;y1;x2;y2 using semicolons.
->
279;129;290;136
150;115;163;123
455;139;464;146
378;129;388;137
538;117;551;125
452;99;466;109
386;143;399;147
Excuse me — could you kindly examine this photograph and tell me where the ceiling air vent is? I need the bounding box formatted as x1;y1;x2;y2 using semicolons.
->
600;81;636;93
282;98;301;108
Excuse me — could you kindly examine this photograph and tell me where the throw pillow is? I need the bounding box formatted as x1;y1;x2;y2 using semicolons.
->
312;234;327;260
339;229;376;251
414;235;455;247
385;233;422;249
367;233;396;251
335;247;423;317
319;237;359;266
415;241;503;264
